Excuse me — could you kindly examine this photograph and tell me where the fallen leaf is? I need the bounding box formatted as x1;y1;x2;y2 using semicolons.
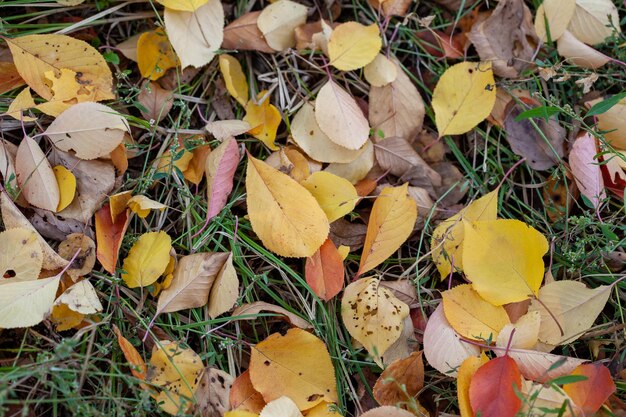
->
257;0;308;51
259;396;302;417
52;165;76;212
468;0;538;78
206;120;251;141
341;277;409;366
556;30;609;69
156;0;208;11
324;140;375;184
244;92;282;150
520;380;577;416
373;137;440;185
423;304;481;377
207;253;238;318
5;88;36;121
432;61;496;136
463;219;549;305
300;171;358;222
586;95;626;148
127;195;167;219
315;80;370;150
496;310;541;350
469;356;522;417
569;133;605;210
363;54;397;87
57;233;96;280
137;81;174;122
529;280;612;345
0;61;25;94
305;402;343;417
457;354;489;417
36;68;99;117
205;138;239;221
373;351;424;407
246;154;328;257
113;324;147;381
121;231;172;288
222;11;274;53
328;22;381;71
305;238;345;301
0;228;42;283
231;301;312;329
0;274;60;328
45;102;130;160
500;348;587;383
367;0;412;17
249;328;338;410
55;279;102;314
220;54;249;106
534;0;576;41
360;406;415;417
137;28;179;81
6;34;114;101
358;184;417;276
563;363;616;415
164;0;224;68
193;368;233;417
442;284;510;341
567;0;621;45
15;136;60;212
230;370;266;413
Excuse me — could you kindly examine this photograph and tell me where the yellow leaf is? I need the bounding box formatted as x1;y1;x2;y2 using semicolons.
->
16;136;60;212
442;284;510;341
244;92;282;150
36;68;99;116
50;303;85;331
0;228;42;284
341;277;409;367
56;280;102;314
148;341;204;414
305;402;343;417
457;354;489;417
121;231;172;288
496;310;541;350
127;195;167;219
315;80;370;150
137;28;179;81
300;171;358;222
0;274;60;328
328;22;381;71
462;219;549;305
53;165;77;212
364;54;397;87
207;252;239;318
155;0;208;11
249;328;338;410
219;54;249;106
431;190;498;280
5;34;114;101
109;190;133;221
225;412;259;417
432;61;496;136
5;87;36;121
337;245;350;260
246;154;328;257
358;184;417;276
257;0;308;51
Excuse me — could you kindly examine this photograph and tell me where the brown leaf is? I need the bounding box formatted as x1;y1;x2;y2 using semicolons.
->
374;137;441;187
468;0;539;78
368;0;412;17
374;351;424;407
193;368;234;417
28;208;90;242
57;233;96;281
137;81;174;123
430;162;468;205
329;219;367;251
230;370;266;413
223;11;275;53
0;62;25;94
231;301;312;329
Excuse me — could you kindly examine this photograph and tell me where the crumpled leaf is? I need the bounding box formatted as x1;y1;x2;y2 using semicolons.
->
127;195;167;219
341;277;409;367
244;92;282;150
192;368;234;417
121;231;172;288
328;22;381;71
55;279;102;315
57;233;96;280
249;328;338;410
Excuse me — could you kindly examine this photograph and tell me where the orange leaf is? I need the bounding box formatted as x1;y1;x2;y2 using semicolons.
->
373;351;424;407
95;204;130;274
564;363;616;415
469;356;522;417
113;325;147;381
305;239;344;301
230;370;266;413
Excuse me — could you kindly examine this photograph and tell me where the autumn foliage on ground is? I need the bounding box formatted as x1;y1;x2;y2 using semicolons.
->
0;0;625;416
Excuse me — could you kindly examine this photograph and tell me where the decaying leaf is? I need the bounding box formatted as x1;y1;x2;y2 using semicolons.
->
137;81;174;122
57;233;96;280
55;279;102;314
373;351;424;407
193;368;234;417
373;137;440;185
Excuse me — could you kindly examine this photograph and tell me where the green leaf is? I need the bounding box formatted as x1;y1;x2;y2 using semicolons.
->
586;92;626;117
514;106;561;122
549;374;588;386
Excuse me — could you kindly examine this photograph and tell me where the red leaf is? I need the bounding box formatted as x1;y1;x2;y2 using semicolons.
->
95;204;130;274
206;138;239;220
564;363;616;415
305;238;345;301
469;355;522;417
569;133;606;210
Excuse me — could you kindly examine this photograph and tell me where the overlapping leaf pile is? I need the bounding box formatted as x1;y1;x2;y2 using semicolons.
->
1;0;625;415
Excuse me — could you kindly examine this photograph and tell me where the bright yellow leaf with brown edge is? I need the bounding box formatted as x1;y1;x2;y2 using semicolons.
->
121;231;172;288
328;22;382;71
137;28;179;81
249;328;338;410
53;165;76;212
463;219;549;306
246;154;328;258
37;68;99;117
305;402;343;417
127;195;167;219
220;54;248;106
148;341;204;414
300;171;358;222
244;92;282;150
432;61;496;136
358;184;417;276
431;190;498;280
155;0;208;11
5;34;114;101
442;284;510;341
50;303;85;331
457;354;489;417
341;277;409;367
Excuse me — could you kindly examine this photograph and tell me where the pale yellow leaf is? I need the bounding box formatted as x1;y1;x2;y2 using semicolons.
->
0;228;42;284
567;0;621;45
156;0;208;11
53;165;76;212
164;0;224;69
121;231;172;288
358;184;417;276
364;54;397;87
557;30;609;69
55;280;102;314
206;120;251;141
127;195;167;219
328;22;381;71
496;310;541;350
5;87;36;121
207;252;239;318
534;0;576;41
300;171;358;222
501;348;586;383
0;274;60;329
231;301;312;329
360;406;416;417
463;219;549;305
315;80;370;150
57;233;96;281
246;154;328;257
219;54;248;106
324;140;374;184
259;397;303;417
341;277;409;366
257;0;308;51
586;95;626;148
432;61;496;136
16;136;60;211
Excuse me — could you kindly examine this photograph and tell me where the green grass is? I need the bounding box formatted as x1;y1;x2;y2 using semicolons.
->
1;0;626;416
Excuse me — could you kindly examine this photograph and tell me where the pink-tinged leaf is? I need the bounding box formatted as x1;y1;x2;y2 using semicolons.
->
564;363;616;415
205;138;239;220
469;356;522;417
305;238;345;301
498;348;587;383
569;133;606;209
